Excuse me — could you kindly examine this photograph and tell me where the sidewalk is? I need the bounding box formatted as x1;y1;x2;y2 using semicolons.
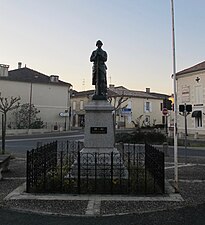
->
1;156;205;217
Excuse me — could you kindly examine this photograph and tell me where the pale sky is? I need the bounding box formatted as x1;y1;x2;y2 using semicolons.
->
1;0;205;94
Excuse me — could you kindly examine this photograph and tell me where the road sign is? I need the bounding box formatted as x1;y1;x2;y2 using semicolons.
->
59;112;69;117
121;108;131;115
162;108;168;116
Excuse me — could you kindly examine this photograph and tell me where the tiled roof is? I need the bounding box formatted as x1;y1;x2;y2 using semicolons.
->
176;61;205;76
0;67;71;86
72;86;168;99
72;90;94;97
110;86;167;99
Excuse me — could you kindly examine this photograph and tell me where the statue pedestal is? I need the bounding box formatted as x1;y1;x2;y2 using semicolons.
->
84;100;115;149
71;100;128;179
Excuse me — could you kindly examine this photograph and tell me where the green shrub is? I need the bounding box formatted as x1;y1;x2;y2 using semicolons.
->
116;130;166;144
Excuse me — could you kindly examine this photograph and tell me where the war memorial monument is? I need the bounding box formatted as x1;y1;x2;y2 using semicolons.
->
71;40;128;181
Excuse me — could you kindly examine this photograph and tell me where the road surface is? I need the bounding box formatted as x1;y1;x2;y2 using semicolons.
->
1;203;205;225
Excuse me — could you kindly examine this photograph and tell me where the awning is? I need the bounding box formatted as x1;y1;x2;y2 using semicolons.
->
191;110;202;118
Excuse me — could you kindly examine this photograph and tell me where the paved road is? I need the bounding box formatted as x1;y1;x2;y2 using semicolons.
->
4;139;205;159
0;131;84;157
1;203;205;225
1;131;205;158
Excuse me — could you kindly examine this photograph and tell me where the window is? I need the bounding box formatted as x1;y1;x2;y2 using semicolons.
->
195;116;202;128
72;101;76;110
195;85;203;104
182;85;190;102
80;100;84;110
192;110;202;128
144;101;152;112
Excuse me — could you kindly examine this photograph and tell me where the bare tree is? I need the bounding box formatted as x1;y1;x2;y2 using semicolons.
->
0;93;20;154
132;115;143;130
108;92;128;128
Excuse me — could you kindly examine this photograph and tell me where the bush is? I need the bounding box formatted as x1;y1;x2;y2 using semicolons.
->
115;130;166;144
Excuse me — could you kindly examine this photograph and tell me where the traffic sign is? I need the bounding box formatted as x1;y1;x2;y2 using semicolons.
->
59;112;69;117
162;108;168;116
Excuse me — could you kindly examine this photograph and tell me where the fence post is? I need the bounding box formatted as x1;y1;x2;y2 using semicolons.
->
145;159;147;194
162;152;165;193
122;143;124;161
66;141;69;165
26;151;30;193
111;152;113;194
128;152;131;192
95;152;97;193
60;150;63;192
77;151;81;194
43;146;47;191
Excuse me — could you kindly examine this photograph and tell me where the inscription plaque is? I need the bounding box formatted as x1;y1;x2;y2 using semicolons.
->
90;127;107;134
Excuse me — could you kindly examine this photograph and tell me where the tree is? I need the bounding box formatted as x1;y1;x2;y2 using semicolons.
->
13;103;44;129
0;93;20;154
108;92;128;128
132;115;143;130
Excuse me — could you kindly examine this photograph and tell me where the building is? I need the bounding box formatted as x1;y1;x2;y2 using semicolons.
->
0;63;72;132
176;61;205;136
71;85;170;129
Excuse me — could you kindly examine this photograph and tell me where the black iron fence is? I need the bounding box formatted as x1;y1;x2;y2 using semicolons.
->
26;141;58;193
26;141;164;194
145;143;165;193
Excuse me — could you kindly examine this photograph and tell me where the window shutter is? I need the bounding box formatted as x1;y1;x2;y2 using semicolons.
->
144;102;147;112
149;102;152;112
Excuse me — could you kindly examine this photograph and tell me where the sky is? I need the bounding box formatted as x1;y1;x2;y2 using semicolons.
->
1;0;205;95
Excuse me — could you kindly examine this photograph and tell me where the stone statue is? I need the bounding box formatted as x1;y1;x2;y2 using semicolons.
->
90;40;108;100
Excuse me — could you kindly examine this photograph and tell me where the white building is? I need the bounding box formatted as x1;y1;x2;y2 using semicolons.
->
71;85;170;129
176;61;205;136
0;63;72;132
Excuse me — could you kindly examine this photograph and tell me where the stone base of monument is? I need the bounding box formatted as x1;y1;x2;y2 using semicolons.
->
70;100;128;181
70;148;128;179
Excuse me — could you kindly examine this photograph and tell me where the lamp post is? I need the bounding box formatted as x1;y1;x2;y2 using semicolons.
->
171;0;179;192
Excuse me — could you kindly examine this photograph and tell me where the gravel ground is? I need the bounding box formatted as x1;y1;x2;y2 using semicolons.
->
100;180;205;215
0;158;26;207
5;199;88;215
1;156;205;216
178;182;205;205
4;158;26;178
0;179;25;206
100;201;184;215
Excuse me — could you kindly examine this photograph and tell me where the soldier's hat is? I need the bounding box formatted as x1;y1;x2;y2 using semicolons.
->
96;40;103;46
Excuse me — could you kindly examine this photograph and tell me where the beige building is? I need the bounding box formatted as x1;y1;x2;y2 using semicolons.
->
0;63;72;132
71;85;170;129
176;61;205;136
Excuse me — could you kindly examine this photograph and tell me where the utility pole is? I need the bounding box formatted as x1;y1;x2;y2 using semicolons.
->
171;0;179;192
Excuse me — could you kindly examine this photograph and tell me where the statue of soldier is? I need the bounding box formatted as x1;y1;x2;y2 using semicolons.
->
90;40;108;100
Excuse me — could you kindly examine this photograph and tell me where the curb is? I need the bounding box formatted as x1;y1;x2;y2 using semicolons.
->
3;181;184;217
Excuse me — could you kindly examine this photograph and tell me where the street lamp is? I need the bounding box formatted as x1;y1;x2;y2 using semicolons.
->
171;0;179;192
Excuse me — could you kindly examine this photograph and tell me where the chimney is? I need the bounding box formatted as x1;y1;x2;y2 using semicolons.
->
0;64;9;77
18;62;22;69
109;84;115;89
50;75;59;82
146;88;150;93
